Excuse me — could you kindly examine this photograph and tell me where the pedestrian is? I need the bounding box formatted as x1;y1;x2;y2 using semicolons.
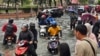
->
95;13;98;22
59;43;71;56
70;13;77;30
92;20;100;42
29;22;38;50
37;10;44;22
84;23;98;44
74;25;98;56
77;16;82;25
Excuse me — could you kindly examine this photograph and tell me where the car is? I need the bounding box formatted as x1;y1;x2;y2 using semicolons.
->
78;6;85;15
42;8;63;18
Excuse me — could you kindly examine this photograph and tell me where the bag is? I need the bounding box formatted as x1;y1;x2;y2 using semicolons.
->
84;39;96;56
6;24;13;35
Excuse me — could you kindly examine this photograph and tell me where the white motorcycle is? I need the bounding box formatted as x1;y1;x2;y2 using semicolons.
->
39;25;47;38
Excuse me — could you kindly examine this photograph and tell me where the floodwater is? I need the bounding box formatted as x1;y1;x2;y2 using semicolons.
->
0;14;99;56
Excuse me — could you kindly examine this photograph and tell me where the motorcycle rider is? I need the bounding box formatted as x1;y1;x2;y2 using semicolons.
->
18;24;37;56
2;19;17;45
92;20;100;43
46;14;55;25
47;21;62;39
39;15;48;25
29;23;38;50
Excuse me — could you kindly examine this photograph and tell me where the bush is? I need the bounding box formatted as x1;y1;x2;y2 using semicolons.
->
98;0;100;4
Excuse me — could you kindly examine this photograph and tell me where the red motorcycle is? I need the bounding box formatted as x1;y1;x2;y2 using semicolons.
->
15;40;30;56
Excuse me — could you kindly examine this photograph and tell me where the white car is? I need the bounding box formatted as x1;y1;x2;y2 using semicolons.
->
42;9;52;12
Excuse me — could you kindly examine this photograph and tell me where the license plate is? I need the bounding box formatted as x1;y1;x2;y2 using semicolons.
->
8;42;11;45
41;33;44;35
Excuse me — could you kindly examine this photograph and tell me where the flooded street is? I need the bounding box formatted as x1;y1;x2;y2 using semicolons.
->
0;14;99;56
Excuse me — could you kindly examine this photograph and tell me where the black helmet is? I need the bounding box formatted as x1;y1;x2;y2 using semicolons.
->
9;19;14;24
30;22;35;27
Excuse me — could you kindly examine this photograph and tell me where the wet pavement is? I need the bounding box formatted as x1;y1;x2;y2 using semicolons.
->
0;14;99;56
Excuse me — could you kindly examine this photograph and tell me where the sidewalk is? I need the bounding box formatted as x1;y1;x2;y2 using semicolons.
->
0;13;36;19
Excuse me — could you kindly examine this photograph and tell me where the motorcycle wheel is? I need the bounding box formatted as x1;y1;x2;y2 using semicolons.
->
54;48;58;54
15;54;24;56
47;45;51;52
15;54;31;56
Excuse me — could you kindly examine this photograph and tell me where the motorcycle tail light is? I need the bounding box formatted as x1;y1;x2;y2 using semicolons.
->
18;43;24;47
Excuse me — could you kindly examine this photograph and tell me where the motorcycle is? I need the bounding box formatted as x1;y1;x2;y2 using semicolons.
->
15;40;30;56
47;36;59;54
5;36;14;48
39;25;47;38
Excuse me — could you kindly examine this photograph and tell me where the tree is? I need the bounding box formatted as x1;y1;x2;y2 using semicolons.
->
20;0;31;6
79;0;88;5
98;0;100;4
59;0;63;6
54;0;56;7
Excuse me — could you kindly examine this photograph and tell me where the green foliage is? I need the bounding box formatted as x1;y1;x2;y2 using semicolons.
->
23;0;31;5
21;0;37;8
98;0;100;4
79;0;88;4
21;5;38;8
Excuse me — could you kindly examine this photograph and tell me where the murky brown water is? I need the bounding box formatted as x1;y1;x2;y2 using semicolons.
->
0;14;99;56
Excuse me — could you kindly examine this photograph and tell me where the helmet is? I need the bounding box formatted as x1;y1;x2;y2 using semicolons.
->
21;23;28;29
30;22;35;27
51;21;57;26
8;19;14;24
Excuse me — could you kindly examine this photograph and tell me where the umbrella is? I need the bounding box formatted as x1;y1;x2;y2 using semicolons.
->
81;14;96;24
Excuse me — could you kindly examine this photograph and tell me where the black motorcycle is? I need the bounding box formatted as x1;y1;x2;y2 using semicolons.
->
5;36;14;48
47;36;60;54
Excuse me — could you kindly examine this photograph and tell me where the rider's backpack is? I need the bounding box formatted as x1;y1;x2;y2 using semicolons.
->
5;24;13;35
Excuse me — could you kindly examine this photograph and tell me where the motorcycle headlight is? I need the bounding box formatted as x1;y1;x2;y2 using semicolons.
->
40;33;44;35
18;42;24;46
